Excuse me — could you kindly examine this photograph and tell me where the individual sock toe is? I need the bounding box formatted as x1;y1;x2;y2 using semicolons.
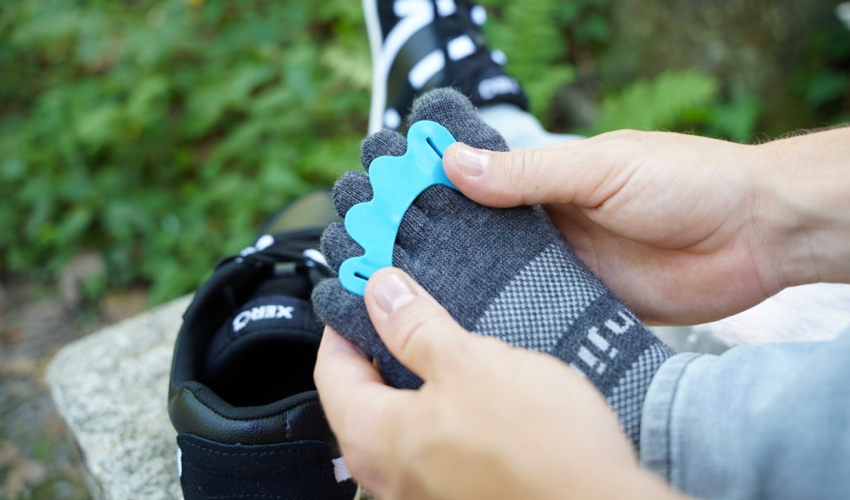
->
331;171;373;218
310;278;422;388
407;88;508;153
311;278;371;349
413;183;482;225
361;129;407;172
394;203;436;252
319;223;362;271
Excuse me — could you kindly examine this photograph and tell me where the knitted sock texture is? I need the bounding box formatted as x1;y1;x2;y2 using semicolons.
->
312;88;673;448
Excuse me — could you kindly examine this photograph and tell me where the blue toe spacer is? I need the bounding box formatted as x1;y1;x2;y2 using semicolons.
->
340;120;458;296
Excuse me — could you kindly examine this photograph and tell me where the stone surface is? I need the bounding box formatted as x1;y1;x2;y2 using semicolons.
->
47;295;191;500
45;295;374;500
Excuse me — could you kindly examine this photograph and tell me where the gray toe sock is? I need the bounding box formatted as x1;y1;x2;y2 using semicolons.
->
312;88;673;448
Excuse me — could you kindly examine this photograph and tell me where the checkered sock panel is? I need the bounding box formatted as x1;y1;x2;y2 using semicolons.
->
311;88;674;449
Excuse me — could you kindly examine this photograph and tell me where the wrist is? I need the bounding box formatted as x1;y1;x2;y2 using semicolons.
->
753;127;850;287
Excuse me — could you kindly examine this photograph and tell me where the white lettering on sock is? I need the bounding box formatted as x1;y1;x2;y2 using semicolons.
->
577;346;598;368
232;305;295;332
596;362;607;375
448;35;475;61
586;327;610;352
604;311;635;335
409;49;445;89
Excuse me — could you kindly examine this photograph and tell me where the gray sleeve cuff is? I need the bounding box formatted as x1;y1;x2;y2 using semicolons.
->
638;352;701;481
636;330;850;500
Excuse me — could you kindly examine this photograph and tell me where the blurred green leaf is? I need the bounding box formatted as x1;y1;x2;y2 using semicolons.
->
592;70;719;134
707;94;762;142
802;71;849;107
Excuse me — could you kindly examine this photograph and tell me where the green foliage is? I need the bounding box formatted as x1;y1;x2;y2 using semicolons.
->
702;92;763;143
0;0;368;302
793;19;850;126
591;70;720;134
589;69;765;142
1;0;847;304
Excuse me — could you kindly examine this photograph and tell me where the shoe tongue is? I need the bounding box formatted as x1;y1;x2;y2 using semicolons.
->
202;292;321;387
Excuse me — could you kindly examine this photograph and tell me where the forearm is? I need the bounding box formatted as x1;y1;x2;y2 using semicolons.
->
641;329;850;499
752;126;850;287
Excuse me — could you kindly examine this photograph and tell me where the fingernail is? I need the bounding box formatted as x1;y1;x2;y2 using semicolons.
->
373;273;417;314
454;144;488;177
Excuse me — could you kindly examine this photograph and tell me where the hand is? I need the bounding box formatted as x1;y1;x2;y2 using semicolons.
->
443;128;850;325
314;267;684;500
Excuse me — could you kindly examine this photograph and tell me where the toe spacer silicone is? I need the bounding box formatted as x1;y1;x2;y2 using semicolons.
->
340;121;458;296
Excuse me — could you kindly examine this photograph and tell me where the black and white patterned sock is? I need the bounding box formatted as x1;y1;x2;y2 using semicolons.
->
312;88;673;448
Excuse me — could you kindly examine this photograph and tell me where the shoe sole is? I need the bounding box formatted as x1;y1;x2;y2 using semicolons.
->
363;0;385;134
363;0;437;133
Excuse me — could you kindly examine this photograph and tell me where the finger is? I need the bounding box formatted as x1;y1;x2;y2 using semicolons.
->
442;135;627;209
363;268;476;382
314;326;419;493
313;326;391;434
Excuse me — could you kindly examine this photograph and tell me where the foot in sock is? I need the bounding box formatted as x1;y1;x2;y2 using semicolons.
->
312;88;673;448
364;0;528;133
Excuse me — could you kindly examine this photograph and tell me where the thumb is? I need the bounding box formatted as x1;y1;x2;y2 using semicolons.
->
442;139;612;208
363;268;477;382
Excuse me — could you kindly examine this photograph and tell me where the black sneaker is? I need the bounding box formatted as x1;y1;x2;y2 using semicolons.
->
364;0;529;133
167;192;358;500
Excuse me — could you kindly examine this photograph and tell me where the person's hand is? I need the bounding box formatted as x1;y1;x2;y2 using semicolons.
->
314;267;684;500
442;128;850;325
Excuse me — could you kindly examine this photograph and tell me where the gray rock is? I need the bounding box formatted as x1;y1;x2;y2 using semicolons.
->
47;295;191;500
